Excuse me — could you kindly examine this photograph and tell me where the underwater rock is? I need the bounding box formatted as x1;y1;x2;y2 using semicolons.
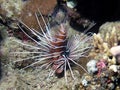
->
109;65;118;72
0;25;8;41
0;49;1;80
48;6;67;26
0;24;8;79
0;0;25;18
56;0;95;32
0;60;1;80
19;0;57;30
66;0;77;9
0;37;2;79
86;60;98;74
0;0;57;31
0;36;37;68
81;78;88;86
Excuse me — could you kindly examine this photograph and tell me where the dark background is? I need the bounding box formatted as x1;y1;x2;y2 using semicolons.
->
76;0;120;22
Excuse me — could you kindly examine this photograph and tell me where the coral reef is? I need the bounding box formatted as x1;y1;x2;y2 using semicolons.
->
19;0;57;30
0;0;120;90
0;0;24;18
91;22;120;60
79;22;120;90
0;24;8;41
0;37;82;90
0;0;57;31
86;60;98;74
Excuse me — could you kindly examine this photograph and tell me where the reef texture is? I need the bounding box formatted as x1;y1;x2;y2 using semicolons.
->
0;37;81;90
80;22;120;90
0;22;89;90
0;0;57;30
0;0;24;18
0;0;120;90
91;22;120;60
19;0;57;30
1;21;120;90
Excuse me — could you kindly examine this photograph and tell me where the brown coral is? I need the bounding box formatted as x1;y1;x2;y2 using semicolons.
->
19;0;57;30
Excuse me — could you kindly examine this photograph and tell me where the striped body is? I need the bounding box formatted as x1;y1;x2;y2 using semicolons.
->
13;10;93;83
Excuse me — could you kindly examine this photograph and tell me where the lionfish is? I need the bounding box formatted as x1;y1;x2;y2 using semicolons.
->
12;9;93;83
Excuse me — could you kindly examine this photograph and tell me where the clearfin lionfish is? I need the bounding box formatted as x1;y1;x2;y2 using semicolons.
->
12;9;93;83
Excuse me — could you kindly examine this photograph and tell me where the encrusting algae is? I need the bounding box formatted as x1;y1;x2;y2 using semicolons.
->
0;0;24;18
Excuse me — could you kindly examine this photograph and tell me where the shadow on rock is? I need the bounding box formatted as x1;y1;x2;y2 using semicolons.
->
0;32;2;80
